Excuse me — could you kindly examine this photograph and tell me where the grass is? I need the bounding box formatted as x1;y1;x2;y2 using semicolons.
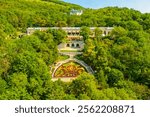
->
56;55;69;62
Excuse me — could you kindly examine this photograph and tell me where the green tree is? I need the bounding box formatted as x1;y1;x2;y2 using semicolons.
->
0;78;7;94
107;68;124;86
80;26;90;41
94;27;103;41
69;73;97;99
110;26;128;39
44;79;66;100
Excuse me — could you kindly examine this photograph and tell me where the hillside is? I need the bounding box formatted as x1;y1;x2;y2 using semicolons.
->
1;0;150;35
0;0;150;100
0;0;83;35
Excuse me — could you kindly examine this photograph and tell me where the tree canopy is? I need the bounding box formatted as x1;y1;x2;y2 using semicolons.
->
0;0;150;100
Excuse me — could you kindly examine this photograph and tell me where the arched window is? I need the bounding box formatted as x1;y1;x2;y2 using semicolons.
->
72;43;75;47
104;31;107;35
66;43;70;47
68;32;71;35
76;43;80;48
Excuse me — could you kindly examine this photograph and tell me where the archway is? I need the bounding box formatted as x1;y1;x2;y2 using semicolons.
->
66;43;70;47
104;31;107;35
72;43;75;47
76;43;80;48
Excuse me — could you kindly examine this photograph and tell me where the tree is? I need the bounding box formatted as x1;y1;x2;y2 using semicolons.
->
83;38;97;68
110;26;128;39
0;78;7;94
96;69;108;89
80;26;90;41
9;72;28;88
94;27;102;41
114;80;150;99
44;79;67;100
47;29;67;44
69;73;97;99
125;21;143;31
56;21;67;27
107;68;124;86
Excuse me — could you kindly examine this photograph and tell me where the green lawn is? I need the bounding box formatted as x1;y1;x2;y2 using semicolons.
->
56;55;69;62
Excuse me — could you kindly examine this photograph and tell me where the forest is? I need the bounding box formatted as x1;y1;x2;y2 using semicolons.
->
0;0;150;99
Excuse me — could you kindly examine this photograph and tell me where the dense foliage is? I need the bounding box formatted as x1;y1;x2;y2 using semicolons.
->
0;0;150;99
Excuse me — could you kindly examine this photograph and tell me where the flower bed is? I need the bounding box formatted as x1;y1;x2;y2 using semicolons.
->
54;61;86;78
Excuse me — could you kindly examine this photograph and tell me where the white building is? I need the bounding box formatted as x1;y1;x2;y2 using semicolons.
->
70;9;83;16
